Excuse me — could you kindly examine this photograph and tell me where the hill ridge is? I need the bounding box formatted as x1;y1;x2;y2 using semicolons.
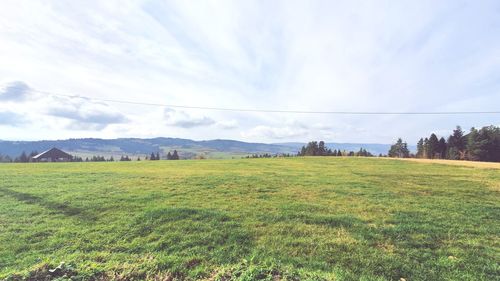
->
0;137;402;158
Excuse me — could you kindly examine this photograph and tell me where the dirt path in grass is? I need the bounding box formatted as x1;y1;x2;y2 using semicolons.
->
393;158;500;169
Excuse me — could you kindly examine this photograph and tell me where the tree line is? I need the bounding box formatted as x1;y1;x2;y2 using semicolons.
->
243;141;374;159
297;141;373;157
149;150;179;160
0;150;182;162
84;150;181;161
0;151;30;163
390;125;500;162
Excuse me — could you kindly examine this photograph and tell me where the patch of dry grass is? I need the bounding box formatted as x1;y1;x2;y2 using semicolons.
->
392;157;500;169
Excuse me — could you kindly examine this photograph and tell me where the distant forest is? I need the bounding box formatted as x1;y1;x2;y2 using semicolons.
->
246;141;374;158
389;125;500;162
297;141;373;157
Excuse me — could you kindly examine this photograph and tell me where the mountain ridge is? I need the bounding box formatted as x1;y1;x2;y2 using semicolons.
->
0;137;402;158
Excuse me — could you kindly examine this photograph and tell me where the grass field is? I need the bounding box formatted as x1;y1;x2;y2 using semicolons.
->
0;158;499;280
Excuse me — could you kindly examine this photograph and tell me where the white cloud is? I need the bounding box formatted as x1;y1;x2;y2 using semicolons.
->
45;96;127;126
242;125;308;140
65;121;108;131
164;108;215;128
215;119;238;129
310;123;333;130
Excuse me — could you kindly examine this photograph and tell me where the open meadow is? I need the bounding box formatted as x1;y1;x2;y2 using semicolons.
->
0;158;499;280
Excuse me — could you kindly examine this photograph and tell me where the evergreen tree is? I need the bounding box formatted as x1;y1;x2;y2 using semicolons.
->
150;152;156;160
416;138;424;158
73;156;83;162
357;148;372;157
427;134;439;159
19;151;29;163
438;137;447;159
388;138;410;158
0;154;12;163
466;126;500;162
447;126;466;160
305;141;319;156
156;152;160;160
172;150;179;160
423;138;429;158
318;141;326;156
167;152;172;160
467;127;481;161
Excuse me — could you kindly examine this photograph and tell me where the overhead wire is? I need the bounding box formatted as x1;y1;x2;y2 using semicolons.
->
34;89;500;115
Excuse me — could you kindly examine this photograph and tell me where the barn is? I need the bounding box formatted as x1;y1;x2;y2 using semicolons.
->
31;148;73;162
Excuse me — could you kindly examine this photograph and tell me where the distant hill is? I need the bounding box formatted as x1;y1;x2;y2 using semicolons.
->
0;138;402;159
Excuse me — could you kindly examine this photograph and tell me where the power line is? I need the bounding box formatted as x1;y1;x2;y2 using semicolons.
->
35;90;500;115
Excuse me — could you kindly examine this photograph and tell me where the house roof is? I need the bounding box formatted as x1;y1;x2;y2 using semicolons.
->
32;148;72;159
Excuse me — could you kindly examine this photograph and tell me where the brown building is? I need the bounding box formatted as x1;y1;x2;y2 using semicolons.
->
31;148;73;162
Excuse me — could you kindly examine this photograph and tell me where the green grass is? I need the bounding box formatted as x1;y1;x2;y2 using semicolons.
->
0;158;498;280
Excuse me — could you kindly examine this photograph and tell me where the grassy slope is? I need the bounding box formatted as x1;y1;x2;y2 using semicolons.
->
0;158;498;280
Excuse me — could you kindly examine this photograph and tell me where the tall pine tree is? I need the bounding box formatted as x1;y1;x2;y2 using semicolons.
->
416;138;424;158
427;134;439;159
447;126;466;160
172;150;179;160
438;137;447;159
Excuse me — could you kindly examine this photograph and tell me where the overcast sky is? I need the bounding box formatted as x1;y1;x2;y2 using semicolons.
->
1;0;499;144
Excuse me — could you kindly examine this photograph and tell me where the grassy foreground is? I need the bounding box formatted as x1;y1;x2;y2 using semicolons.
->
0;158;498;280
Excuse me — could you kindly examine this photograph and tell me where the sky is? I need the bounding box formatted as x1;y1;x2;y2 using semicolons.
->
0;0;499;144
